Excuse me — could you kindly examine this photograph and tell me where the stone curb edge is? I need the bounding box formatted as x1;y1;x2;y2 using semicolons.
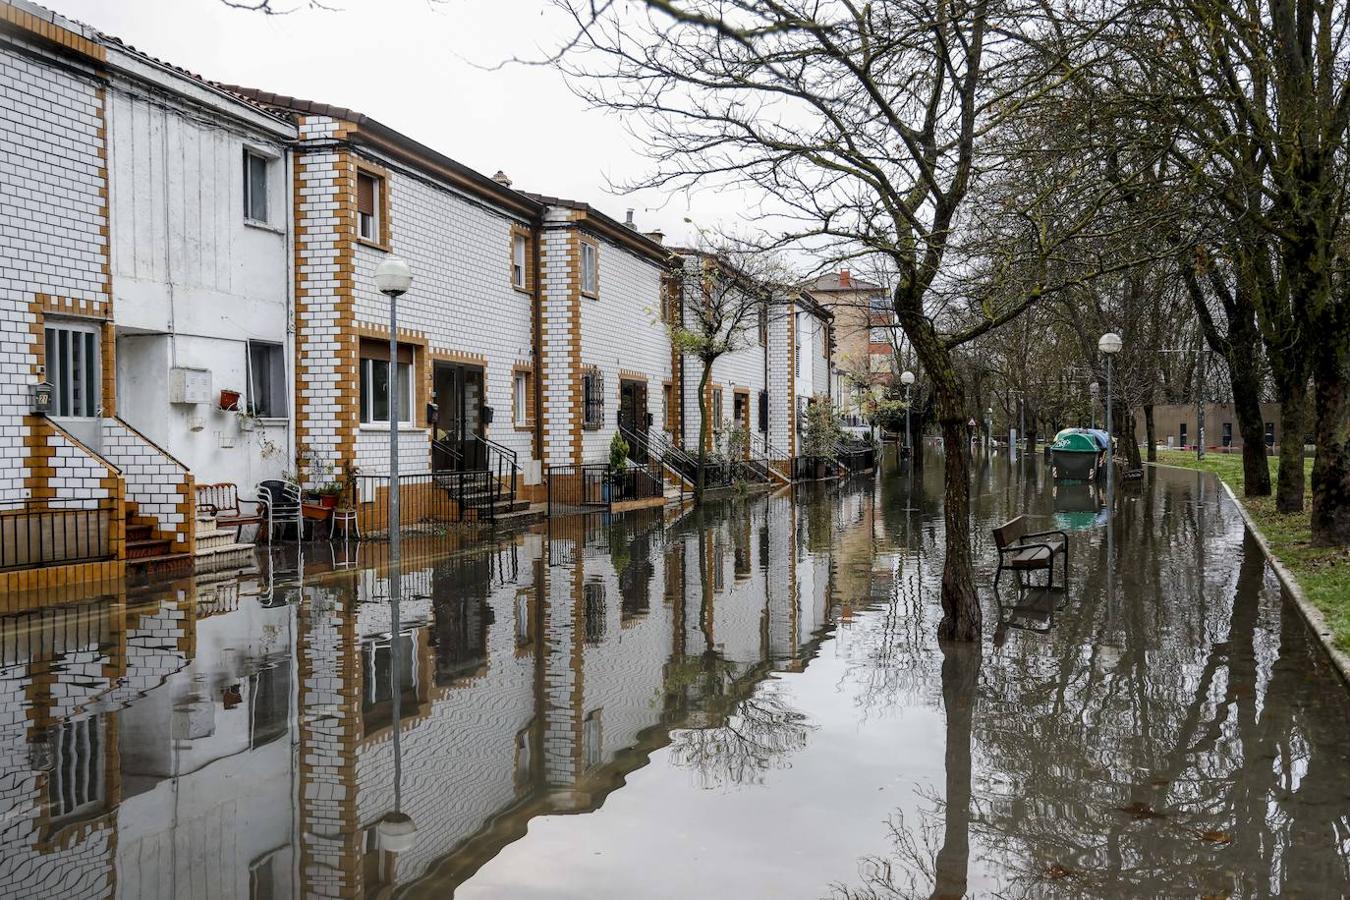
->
1148;462;1350;688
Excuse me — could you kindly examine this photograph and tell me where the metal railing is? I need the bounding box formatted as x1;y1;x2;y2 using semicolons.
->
1;500;114;572
357;470;504;529
546;462;667;516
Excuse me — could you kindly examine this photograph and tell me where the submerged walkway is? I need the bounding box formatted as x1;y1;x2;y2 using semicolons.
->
0;453;1346;898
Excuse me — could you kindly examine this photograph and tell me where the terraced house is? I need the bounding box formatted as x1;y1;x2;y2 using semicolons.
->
0;0;292;594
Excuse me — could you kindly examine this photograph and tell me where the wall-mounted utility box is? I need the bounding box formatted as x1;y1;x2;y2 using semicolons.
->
169;367;212;404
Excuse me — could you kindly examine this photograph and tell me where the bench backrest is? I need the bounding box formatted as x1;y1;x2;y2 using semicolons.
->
993;515;1027;549
197;482;241;515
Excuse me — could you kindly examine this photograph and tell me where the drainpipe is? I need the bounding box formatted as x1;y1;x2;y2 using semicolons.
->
284;145;297;471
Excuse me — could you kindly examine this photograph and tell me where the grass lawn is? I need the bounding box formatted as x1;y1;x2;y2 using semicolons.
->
1155;449;1349;652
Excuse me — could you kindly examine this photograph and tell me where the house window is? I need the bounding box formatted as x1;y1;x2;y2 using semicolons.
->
582;368;604;430
514;725;533;788
580;240;598;297
513;371;530;427
359;340;413;425
512;233;528;289
244;150;269;223
1222;422;1233;447
1179;422;1188;447
357;171;383;244
1265;422;1275;446
514;591;531;647
712;387;724;431
246;341;286;418
44;321;100;417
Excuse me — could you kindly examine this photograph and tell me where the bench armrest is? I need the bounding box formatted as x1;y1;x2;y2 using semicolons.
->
1008;541;1056;556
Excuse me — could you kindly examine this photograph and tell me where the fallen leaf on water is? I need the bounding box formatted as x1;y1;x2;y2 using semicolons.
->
1044;862;1075;879
1199;830;1232;844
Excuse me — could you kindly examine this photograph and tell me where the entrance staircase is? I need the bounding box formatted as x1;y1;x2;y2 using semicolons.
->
124;501;192;584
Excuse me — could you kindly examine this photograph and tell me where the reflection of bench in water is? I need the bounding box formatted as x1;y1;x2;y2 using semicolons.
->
995;587;1062;636
993;515;1068;591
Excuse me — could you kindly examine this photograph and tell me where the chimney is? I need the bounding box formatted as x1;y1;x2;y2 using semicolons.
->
645;229;665;245
624;209;636;228
492;170;513;187
839;269;851;287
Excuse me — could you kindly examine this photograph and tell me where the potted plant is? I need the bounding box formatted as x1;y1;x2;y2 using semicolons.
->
803;396;843;478
219;388;242;411
313;481;344;509
606;431;630;502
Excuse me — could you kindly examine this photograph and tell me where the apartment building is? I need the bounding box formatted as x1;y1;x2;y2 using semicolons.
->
803;270;895;425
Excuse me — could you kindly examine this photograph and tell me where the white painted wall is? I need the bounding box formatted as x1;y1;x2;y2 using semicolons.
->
106;73;294;491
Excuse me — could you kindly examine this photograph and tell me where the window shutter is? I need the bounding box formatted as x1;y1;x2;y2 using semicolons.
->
357;174;375;216
758;390;768;433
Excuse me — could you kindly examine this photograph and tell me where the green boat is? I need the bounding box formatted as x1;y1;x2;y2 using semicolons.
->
1050;428;1109;481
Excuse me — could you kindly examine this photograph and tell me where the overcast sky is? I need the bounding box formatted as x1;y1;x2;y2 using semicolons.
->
45;0;736;246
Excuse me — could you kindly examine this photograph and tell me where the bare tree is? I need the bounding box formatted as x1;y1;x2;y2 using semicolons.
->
547;0;1137;641
667;245;789;501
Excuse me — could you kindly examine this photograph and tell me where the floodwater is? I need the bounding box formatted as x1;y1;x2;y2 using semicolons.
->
2;449;1349;899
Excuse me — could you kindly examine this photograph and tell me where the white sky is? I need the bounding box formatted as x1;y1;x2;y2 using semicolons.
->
44;0;736;245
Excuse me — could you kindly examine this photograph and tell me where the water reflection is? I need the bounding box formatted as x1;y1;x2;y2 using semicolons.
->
0;457;1347;898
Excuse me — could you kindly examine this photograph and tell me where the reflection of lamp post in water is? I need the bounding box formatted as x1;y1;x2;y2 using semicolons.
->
375;593;418;866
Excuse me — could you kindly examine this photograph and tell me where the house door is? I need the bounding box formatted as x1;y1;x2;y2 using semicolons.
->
619;379;648;463
733;392;750;457
432;362;485;470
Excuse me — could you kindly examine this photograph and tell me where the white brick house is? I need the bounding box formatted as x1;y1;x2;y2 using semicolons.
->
530;196;672;468
228;90;548;503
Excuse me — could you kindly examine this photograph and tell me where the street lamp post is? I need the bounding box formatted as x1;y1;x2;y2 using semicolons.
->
1098;332;1123;496
375;256;413;577
901;370;915;458
986;407;993;450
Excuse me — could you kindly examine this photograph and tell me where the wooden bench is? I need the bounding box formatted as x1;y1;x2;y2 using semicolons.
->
993;515;1068;590
196;483;262;540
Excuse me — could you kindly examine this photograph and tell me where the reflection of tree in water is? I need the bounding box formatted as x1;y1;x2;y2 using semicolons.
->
833;472;1350;898
668;670;814;790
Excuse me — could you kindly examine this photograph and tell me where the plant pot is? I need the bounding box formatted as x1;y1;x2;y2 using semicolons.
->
317;494;338;509
238;415;256;433
219;389;241;411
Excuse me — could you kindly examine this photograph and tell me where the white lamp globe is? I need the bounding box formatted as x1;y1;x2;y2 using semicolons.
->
900;370;915;386
374;256;413;296
1098;332;1123;355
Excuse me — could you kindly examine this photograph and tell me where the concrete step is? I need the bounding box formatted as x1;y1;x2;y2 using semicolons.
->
126;552;194;585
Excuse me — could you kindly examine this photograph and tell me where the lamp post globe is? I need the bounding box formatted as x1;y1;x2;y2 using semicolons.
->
900;370;915;386
1098;332;1123;355
375;256;413;296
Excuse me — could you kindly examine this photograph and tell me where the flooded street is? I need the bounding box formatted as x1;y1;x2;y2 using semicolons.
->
2;450;1349;898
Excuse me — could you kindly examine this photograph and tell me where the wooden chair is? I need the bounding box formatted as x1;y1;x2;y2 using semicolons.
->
196;483;262;541
993;515;1068;590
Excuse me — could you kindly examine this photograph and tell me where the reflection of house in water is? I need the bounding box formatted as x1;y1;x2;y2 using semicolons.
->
0;490;860;897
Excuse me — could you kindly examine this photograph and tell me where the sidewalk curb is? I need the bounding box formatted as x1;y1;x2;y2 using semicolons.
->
1148;462;1350;687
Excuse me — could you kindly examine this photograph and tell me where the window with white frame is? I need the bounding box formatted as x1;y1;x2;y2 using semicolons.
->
244;149;269;223
357;171;382;243
513;371;530;426
580;240;598;296
44;320;100;417
246;340;286;418
512;233;528;289
359;340;413;425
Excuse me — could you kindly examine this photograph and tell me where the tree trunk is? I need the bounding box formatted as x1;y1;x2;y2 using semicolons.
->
1274;376;1308;513
1114;399;1142;472
695;360;712;503
1144;403;1157;462
1231;364;1272;498
1310;339;1350;545
936;388;980;642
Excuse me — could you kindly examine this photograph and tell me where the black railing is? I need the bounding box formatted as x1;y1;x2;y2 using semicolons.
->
547;463;668;516
468;435;519;502
621;425;700;489
1;500;114;572
356;470;509;530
